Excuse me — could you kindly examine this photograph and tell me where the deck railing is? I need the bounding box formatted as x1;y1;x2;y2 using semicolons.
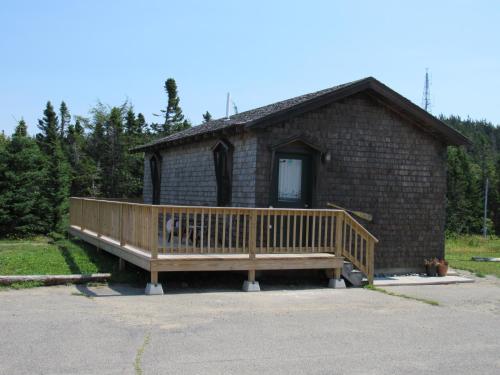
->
69;198;378;283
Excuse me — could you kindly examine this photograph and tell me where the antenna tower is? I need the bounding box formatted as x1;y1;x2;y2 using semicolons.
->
422;68;431;112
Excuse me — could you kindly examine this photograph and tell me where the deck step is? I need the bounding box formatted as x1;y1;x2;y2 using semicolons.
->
342;261;365;287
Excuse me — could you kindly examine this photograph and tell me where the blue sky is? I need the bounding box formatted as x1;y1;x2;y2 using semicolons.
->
1;0;499;135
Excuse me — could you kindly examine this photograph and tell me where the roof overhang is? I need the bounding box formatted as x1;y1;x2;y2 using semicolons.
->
245;77;470;146
132;77;470;153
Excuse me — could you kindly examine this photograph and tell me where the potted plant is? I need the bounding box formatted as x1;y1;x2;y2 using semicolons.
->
424;258;439;277
437;259;449;277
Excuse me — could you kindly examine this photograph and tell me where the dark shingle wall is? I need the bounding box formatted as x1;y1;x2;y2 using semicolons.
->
143;134;257;207
255;93;447;272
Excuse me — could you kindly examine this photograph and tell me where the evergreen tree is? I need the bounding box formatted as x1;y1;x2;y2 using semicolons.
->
66;119;98;196
100;106;127;197
0;120;49;237
443;115;500;235
87;102;111;196
37;102;71;232
446;147;483;234
159;78;191;135
136;113;147;134
37;101;59;149
125;108;138;135
59;101;71;139
123;108;146;196
14;120;28;137
202;111;212;123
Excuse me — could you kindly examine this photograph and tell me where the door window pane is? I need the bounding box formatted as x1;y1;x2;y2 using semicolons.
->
278;158;302;201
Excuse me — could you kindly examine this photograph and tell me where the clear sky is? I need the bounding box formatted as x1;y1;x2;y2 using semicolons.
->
1;0;499;135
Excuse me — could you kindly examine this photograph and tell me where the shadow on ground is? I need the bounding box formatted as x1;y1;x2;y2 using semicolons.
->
75;269;333;297
56;236;148;285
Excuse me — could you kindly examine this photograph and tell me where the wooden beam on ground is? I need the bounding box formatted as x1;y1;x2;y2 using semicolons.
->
0;274;111;286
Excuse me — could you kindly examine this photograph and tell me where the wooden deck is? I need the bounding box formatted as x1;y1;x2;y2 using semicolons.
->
69;198;378;291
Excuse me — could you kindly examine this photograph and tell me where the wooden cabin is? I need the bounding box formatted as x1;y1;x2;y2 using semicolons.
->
69;77;468;294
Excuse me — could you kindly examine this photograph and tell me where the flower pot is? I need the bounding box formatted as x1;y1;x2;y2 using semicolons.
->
437;263;448;277
426;264;437;277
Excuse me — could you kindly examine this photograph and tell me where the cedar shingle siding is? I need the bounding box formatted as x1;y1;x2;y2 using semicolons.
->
144;134;257;207
138;78;468;273
255;93;447;272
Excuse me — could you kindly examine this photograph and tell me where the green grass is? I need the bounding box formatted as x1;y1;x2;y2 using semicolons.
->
134;332;151;375
0;236;146;289
365;285;440;306
446;235;500;278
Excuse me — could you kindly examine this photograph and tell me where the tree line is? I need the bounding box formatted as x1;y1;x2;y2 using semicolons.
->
0;81;498;238
0;78;213;238
443;115;500;236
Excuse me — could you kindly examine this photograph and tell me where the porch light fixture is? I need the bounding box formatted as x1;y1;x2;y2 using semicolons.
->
322;151;331;163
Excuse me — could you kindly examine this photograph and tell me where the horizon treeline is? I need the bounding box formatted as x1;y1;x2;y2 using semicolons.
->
0;78;201;237
0;82;498;238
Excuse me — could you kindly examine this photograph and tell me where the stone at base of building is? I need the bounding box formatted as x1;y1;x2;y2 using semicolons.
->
242;280;261;292
145;283;164;295
328;278;346;289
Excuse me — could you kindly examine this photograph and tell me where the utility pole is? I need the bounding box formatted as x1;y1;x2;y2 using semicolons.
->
483;178;489;238
422;68;431;113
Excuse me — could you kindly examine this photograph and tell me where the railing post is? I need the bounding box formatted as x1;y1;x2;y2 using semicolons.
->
150;206;158;259
97;200;101;238
249;210;257;260
119;203;125;246
247;210;257;282
335;212;344;257
367;240;375;285
242;209;260;291
80;199;85;231
333;211;345;280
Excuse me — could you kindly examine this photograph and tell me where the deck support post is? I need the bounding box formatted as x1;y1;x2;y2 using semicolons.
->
334;268;341;280
151;270;158;284
242;270;260;292
248;269;256;282
118;257;125;271
145;270;164;295
243;212;260;292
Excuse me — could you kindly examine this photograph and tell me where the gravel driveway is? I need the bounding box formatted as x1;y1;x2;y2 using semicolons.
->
1;274;499;375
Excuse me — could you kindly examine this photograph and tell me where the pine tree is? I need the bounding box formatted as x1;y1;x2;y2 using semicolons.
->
100;106;127;197
160;78;191;135
122;108;146;196
87;102;110;196
136;113;147;134
37;101;59;149
66;119;98;196
59;101;71;139
37;102;71;233
446;147;483;234
443;115;500;235
202;111;212;123
125;108;138;135
0;120;49;236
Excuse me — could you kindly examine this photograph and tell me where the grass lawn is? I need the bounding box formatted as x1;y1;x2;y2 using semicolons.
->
446;235;500;278
0;236;146;288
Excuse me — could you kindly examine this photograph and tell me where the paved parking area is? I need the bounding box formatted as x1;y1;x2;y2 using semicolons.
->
1;274;499;375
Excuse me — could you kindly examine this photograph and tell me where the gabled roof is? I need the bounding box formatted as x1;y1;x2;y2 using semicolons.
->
133;77;469;152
